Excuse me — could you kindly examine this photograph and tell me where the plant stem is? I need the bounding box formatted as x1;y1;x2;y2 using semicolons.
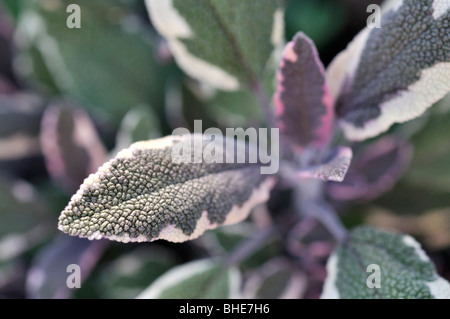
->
294;180;348;242
226;226;278;267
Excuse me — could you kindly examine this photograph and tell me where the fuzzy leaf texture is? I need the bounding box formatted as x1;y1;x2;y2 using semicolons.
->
297;147;352;182
145;0;284;90
137;258;241;298
321;226;450;299
58;134;276;243
274;32;334;151
327;0;450;141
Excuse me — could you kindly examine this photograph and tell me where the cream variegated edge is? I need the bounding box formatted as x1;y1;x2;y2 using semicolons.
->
326;0;450;141
136;258;241;299
145;0;240;90
84;177;276;243
145;0;284;91
59;134;276;243
340;63;450;141
320;233;450;299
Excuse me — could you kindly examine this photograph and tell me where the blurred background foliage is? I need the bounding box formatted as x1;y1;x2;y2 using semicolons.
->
0;0;448;299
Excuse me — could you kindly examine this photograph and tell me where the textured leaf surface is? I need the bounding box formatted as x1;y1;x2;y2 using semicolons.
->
298;147;352;182
137;258;240;298
16;0;166;125
321;226;450;299
146;0;284;90
327;0;450;141
58;134;276;243
328;136;412;201
274;32;334;151
40;100;107;193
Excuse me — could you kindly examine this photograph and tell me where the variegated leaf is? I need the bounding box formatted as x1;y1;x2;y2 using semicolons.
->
58;134;276;243
26;235;107;299
145;0;284;90
274;32;334;152
137;258;241;299
298;147;353;182
40;100;107;193
327;0;450;141
321;226;450;299
328;136;412;201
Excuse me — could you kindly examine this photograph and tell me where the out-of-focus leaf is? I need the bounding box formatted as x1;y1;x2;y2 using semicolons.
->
1;0;24;20
0;259;27;298
26;235;107;299
0;177;51;262
137;258;241;299
328;136;412;201
327;0;450;141
373;183;450;216
97;246;178;299
58;134;276;243
298;146;352;182
203;222;281;270
404;110;450;192
243;258;306;299
165;79;263;132
321;226;450;299
15;0;167;125
274;32;334;152
146;0;284;91
113;106;161;155
285;0;346;49
366;208;450;250
0;93;43;161
40;100;107;193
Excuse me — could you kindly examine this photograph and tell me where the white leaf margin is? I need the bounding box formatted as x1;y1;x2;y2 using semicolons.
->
136;258;241;299
321;233;450;299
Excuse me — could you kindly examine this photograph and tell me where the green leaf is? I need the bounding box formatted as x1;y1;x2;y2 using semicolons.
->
404;109;450;192
15;0;167;125
113;106;161;156
97;247;178;299
136;258;241;298
146;0;284;90
58;134;276;243
328;0;450;141
243;258;306;299
0;177;51;262
321;226;450;299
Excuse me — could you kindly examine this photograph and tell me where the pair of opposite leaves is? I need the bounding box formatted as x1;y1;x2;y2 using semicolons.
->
58;0;450;244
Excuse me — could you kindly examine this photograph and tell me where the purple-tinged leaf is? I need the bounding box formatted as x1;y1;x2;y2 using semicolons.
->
274;32;334;152
327;136;412;201
40;100;107;193
327;0;450;141
298;147;353;182
58;134;276;243
26;235;107;299
0;93;43;161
